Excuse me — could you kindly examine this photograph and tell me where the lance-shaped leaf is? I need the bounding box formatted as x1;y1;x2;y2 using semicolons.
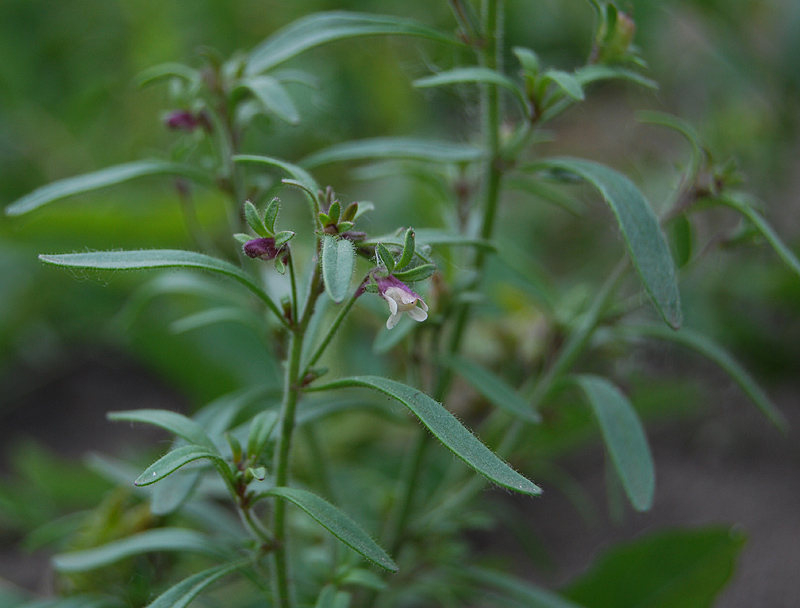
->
365;228;494;252
301;138;483;168
236;75;300;125
53;528;222;572
266;486;397;571
564;527;746;608
233;154;319;198
571;375;655;512
246;11;459;75
443;356;540;423
145;560;249;608
616;324;788;432
134;445;228;487
414;67;528;113
574;65;658;90
542;69;585;101
530;158;682;329
135;62;201;87
321;235;355;303
170;306;265;335
150;470;203;516
5;161;212;216
717;192;800;280
37;249;286;326
309;376;541;496
108;409;219;453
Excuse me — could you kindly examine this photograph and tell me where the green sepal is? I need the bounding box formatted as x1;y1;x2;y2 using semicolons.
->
341;201;359;222
392;263;435;283
274;230;296;247
319;212;331;226
233;233;252;244
274;256;287;275
377;243;396;272
328;200;341;224
247;410;279;462
264;197;280;233
244;200;269;237
247;466;268;481
395;228;416;270
337;221;354;232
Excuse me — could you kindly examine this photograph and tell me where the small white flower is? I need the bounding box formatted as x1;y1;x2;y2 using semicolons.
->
377;276;429;329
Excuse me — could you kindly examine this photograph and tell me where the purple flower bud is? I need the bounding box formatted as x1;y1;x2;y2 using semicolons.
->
164;110;200;132
243;237;281;261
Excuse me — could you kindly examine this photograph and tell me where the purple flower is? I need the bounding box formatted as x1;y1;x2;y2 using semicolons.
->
243;237;281;261
164;110;207;132
376;275;428;329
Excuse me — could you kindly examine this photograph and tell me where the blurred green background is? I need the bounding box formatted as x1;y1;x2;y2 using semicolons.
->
1;0;799;603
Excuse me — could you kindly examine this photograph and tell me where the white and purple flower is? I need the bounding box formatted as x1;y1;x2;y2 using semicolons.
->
376;275;428;329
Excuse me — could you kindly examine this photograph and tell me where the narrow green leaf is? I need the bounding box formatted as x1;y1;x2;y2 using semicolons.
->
315;585;351;608
506;176;585;216
134;445;226;487
146;560;249;608
309;376;542;496
564;527;746;608
543;69;585;101
463;567;584;608
301;138;483;168
246;11;459;75
108;409;218;453
513;47;541;75
267;486;397;572
244;201;269;237
321;235;355;304
718;193;800;280
169;306;264;334
396;228;416;270
616;324;788;432
443;356;540;423
391;264;436;283
414;67;528;113
376;243;396;272
531;158;682;329
264;197;280;233
338;568;386;591
53;529;222;572
5;161;212;216
234;154;319;196
38;250;285;324
572;375;655;512
574;64;658;90
237;75;300;125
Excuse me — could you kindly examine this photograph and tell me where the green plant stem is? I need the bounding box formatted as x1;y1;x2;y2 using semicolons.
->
287;249;299;324
271;265;323;608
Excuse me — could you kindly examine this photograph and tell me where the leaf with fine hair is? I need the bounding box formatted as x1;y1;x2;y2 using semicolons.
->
53;528;223;573
308;376;542;496
233;154;320;197
300;138;484;168
246;11;460;75
108;409;219;453
37;249;286;326
145;560;250;608
321;235;355;304
267;486;397;571
571;375;655;512
5;161;212;217
530;158;682;329
134;445;228;487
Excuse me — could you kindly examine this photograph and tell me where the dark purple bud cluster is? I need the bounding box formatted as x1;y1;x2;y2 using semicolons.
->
243;237;282;260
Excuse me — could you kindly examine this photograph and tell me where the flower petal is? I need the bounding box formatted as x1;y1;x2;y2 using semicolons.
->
383;293;398;316
386;313;400;329
406;307;428;322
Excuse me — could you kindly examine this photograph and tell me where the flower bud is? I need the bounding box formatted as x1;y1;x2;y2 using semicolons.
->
243;237;281;260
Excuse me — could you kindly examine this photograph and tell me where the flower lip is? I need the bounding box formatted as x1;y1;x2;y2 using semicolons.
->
376;274;428;329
